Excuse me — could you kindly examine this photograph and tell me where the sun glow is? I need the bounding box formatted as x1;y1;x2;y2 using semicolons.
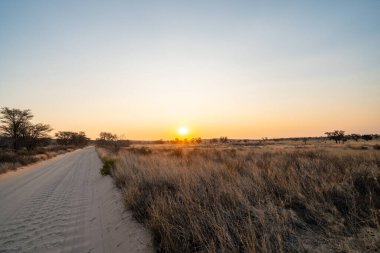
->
178;127;189;136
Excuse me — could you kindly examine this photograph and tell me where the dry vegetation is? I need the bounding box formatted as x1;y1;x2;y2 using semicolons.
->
0;145;76;174
98;141;380;253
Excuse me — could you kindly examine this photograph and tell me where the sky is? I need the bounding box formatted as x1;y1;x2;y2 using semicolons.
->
0;0;379;140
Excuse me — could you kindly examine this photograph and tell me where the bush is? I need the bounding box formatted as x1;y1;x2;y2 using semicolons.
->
100;159;115;176
374;144;380;150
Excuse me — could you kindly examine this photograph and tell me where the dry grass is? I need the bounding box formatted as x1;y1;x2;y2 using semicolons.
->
98;143;380;253
0;145;76;174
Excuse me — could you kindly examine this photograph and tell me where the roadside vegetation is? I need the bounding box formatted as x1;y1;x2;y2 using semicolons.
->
99;158;115;176
98;138;380;253
95;131;130;176
0;145;76;174
0;107;90;174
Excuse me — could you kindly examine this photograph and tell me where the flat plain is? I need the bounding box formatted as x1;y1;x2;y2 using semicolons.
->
98;139;380;253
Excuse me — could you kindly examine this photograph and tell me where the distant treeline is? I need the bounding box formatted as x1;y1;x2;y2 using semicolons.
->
0;107;89;150
94;132;130;152
2;107;379;151
96;132;380;147
141;133;379;145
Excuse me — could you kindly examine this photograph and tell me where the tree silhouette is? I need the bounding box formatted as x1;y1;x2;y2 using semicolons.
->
22;123;52;150
362;134;373;141
350;134;361;141
0;107;33;150
324;130;345;144
55;131;89;146
99;132;117;141
219;136;228;143
0;107;52;150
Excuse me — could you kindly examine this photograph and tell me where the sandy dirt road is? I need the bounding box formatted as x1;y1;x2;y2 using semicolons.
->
0;147;153;253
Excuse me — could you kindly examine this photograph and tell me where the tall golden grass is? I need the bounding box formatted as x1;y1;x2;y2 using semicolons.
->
98;145;380;252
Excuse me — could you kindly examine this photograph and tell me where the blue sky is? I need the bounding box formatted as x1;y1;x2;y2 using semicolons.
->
1;1;379;139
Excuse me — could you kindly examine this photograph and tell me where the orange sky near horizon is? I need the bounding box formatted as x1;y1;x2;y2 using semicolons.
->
29;98;378;140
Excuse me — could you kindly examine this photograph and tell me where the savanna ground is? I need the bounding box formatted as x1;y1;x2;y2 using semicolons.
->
0;145;76;174
97;139;380;253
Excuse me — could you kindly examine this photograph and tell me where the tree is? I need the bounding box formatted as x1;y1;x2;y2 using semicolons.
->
99;132;117;141
22;123;52;150
96;132;121;152
350;134;361;141
362;134;373;141
55;131;89;147
191;137;202;144
0;107;53;150
324;130;345;144
219;136;228;143
73;131;89;146
55;131;74;145
1;107;33;150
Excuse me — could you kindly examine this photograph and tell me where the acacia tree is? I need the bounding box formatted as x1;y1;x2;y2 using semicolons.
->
22;123;52;150
99;132;117;141
219;136;228;143
325;130;345;144
361;134;373;141
0;107;33;150
96;132;120;152
55;131;89;147
191;137;202;144
0;107;52;150
350;134;361;141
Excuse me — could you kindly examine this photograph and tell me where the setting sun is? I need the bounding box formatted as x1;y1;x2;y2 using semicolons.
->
178;127;189;136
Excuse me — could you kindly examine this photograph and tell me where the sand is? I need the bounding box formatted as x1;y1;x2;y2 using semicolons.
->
0;146;153;253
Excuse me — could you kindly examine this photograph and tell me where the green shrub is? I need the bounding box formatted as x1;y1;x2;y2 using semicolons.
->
100;159;115;176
